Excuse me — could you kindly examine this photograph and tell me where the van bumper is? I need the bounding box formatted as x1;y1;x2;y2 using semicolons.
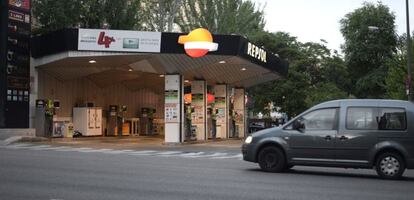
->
242;143;257;163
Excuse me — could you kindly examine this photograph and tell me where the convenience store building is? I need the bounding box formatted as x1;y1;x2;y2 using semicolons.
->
3;28;288;143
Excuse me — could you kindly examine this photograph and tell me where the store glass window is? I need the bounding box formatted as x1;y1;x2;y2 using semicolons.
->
346;107;377;130
378;108;406;130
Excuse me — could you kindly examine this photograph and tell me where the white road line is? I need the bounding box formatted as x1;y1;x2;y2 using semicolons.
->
102;150;134;154
210;153;243;159
54;146;76;151
129;150;158;154
3;143;242;161
127;150;160;156
5;143;34;149
72;147;93;152
77;148;113;153
32;146;68;151
156;151;183;156
186;152;228;158
120;150;136;153
9;143;32;147
176;152;205;158
27;145;52;150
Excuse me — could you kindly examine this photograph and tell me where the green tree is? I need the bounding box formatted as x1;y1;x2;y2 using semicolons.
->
140;0;181;32
340;2;397;98
102;0;142;30
248;31;350;118
305;83;348;107
32;0;143;33
321;55;350;93
384;34;412;99
176;0;265;37
32;0;83;32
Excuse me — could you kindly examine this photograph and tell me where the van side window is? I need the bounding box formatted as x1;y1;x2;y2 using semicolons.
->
378;108;406;130
346;107;377;130
300;108;337;130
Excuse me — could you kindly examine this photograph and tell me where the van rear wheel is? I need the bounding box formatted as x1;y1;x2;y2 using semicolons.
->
375;152;405;180
258;146;286;172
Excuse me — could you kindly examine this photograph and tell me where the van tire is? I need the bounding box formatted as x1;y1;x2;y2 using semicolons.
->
258;146;286;172
375;152;405;180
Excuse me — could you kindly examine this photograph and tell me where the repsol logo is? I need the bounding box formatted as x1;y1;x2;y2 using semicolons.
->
247;42;267;63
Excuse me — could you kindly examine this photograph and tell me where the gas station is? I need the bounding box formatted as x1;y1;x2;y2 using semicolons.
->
7;27;287;144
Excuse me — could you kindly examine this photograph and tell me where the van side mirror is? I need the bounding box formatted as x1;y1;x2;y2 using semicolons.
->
292;120;305;132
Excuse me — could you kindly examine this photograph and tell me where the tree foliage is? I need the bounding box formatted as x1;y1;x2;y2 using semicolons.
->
248;32;349;117
384;34;413;100
175;0;265;37
340;2;397;98
32;0;142;33
140;0;182;32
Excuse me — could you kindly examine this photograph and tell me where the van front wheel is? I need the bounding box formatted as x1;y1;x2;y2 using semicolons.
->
258;146;286;172
375;152;405;180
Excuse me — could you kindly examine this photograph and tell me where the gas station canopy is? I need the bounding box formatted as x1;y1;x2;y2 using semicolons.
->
31;29;288;88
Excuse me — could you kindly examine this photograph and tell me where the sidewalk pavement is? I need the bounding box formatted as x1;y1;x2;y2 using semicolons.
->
5;135;245;153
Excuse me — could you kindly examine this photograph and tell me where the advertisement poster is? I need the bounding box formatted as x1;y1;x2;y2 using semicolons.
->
164;76;180;124
216;108;225;124
165;103;179;123
191;105;204;124
78;29;161;53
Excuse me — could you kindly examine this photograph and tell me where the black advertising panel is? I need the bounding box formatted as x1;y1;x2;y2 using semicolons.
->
237;37;288;76
1;1;8;127
2;0;31;128
160;32;288;76
31;29;78;58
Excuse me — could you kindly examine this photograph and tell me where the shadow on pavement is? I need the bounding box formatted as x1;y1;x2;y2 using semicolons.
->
245;168;414;181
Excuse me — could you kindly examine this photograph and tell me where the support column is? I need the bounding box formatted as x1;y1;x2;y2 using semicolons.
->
214;84;227;139
29;57;38;128
234;88;246;138
164;75;183;144
191;80;207;141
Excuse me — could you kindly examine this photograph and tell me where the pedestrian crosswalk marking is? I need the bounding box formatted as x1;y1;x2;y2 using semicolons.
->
210;154;243;159
155;151;182;156
187;152;228;158
127;150;159;156
2;143;242;160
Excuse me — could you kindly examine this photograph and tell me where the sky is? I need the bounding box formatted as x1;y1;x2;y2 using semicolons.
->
254;0;408;52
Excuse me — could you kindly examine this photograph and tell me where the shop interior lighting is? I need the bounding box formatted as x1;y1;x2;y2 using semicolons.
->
241;67;247;71
88;60;97;64
159;74;165;78
219;60;226;64
128;68;133;72
184;80;190;83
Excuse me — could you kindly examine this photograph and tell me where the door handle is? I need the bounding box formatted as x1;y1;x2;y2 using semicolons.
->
339;136;349;141
324;135;332;141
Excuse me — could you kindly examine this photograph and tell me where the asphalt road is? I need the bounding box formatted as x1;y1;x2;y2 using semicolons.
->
1;146;414;200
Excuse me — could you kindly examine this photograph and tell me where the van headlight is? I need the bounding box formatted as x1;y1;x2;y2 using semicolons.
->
245;136;253;144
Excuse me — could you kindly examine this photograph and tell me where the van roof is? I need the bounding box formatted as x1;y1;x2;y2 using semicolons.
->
312;99;413;110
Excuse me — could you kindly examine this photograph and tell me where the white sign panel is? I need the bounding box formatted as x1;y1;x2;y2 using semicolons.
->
78;28;161;53
165;75;181;123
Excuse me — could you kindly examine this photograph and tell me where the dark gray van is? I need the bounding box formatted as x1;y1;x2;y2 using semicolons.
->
242;99;414;179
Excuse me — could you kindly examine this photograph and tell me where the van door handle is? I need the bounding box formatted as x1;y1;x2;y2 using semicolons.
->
324;135;332;141
339;136;348;141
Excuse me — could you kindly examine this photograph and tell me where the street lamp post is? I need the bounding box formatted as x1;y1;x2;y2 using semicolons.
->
406;0;413;101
